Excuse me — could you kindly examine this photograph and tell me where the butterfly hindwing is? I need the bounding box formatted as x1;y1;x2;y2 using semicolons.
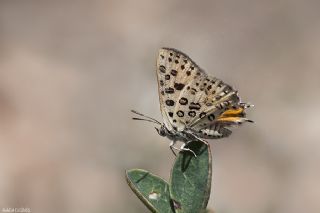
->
175;73;240;131
188;79;240;131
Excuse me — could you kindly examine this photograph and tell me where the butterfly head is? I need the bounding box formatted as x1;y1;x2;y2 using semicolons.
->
155;125;167;137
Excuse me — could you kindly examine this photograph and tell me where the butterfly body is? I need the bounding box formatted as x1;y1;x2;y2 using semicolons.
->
156;124;198;143
132;48;253;156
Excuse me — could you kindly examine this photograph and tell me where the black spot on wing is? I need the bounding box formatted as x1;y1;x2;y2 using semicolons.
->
179;97;188;105
208;114;215;121
171;70;177;76
165;87;174;94
188;111;196;117
174;83;185;90
189;102;201;110
165;100;175;106
159;65;166;73
190;88;197;95
199;112;206;118
176;110;184;117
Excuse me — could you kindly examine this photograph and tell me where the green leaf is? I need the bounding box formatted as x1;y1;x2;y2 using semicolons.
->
126;169;174;213
169;141;212;213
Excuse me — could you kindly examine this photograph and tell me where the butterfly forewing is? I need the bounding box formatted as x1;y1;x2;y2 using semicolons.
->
156;48;204;131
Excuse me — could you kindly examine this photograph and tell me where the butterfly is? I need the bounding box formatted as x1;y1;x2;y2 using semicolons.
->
132;48;253;156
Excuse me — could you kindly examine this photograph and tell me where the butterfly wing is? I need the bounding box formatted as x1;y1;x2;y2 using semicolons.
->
156;47;205;131
193;103;253;139
187;78;240;126
157;48;250;137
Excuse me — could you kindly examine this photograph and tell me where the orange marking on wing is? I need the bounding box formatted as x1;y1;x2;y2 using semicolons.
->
220;107;244;117
217;117;242;122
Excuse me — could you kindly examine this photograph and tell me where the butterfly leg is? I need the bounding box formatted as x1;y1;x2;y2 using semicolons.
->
170;141;197;157
180;143;197;157
169;140;178;156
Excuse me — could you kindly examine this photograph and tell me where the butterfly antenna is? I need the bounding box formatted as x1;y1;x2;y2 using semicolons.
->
132;117;161;125
131;110;161;125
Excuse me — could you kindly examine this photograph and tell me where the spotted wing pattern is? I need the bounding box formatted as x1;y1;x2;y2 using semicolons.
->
156;48;249;138
156;47;206;131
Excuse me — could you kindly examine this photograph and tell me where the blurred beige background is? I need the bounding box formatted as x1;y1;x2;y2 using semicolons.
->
1;0;320;213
